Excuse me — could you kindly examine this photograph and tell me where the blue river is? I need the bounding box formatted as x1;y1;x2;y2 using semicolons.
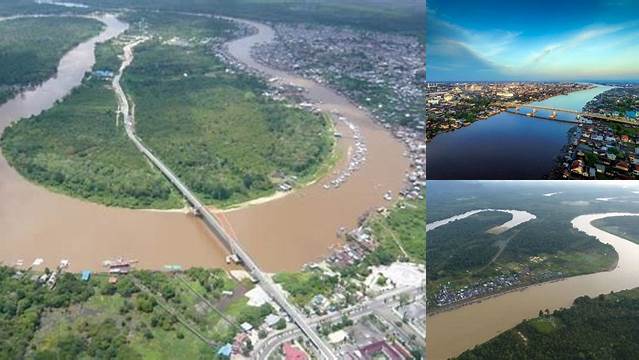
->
427;85;613;179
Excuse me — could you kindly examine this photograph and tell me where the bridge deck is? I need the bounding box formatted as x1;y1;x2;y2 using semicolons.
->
506;104;637;125
114;39;336;359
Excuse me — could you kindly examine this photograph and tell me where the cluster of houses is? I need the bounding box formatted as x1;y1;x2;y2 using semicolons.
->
393;127;426;200
252;22;424;131
433;267;565;308
426;82;592;139
326;225;377;268
433;273;522;307
324;117;367;190
562;120;639;179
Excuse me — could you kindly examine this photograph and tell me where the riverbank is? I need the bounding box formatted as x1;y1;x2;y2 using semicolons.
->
0;11;409;273
427;212;639;360
427;84;612;179
0;15;103;104
0;14;233;273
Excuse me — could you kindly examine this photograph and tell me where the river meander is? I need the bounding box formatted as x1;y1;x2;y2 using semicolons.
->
427;212;639;360
0;13;408;272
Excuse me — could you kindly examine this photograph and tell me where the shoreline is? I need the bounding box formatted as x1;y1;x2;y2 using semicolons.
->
427;212;639;360
427;211;622;316
0;10;409;273
427;254;620;317
426;83;596;141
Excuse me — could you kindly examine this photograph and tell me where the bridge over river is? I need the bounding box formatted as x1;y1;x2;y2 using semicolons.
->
507;104;637;125
114;37;337;360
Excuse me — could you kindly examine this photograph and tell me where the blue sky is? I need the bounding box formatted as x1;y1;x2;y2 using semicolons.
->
427;0;639;81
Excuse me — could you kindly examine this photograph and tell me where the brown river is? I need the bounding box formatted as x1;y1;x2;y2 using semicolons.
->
427;212;639;360
0;14;408;273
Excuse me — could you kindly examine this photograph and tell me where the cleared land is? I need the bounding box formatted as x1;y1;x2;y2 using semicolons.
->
0;16;102;104
367;199;426;264
456;288;639;359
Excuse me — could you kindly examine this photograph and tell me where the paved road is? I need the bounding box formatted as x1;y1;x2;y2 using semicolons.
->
113;37;337;360
254;285;424;358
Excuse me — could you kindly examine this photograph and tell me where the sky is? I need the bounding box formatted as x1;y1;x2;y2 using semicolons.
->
427;0;639;81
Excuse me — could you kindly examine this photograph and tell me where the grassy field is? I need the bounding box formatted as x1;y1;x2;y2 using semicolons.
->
367;199;426;264
0;16;102;104
1;267;266;359
272;271;339;308
457;288;639;359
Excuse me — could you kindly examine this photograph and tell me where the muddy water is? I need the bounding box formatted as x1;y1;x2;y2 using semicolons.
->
0;15;229;272
222;19;409;271
427;213;639;360
0;15;408;273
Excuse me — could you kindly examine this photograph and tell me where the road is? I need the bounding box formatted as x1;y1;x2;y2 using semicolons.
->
254;285;424;358
508;104;638;125
113;37;337;360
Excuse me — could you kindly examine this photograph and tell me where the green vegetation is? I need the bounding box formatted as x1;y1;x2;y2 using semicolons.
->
3;12;334;209
124;27;333;206
0;266;95;359
0;16;102;104
84;0;424;36
593;216;639;244
367;200;426;264
1;39;182;208
457;288;639;359
272;271;338;307
427;210;617;305
428;211;513;280
425;182;639;308
0;266;264;360
0;0;89;16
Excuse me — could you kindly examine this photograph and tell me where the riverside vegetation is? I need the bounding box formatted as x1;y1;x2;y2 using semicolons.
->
593;216;639;245
457;288;639;359
1;12;334;208
0;16;102;104
1;38;182;209
274;199;425;308
425;182;634;308
83;0;424;36
0;266;269;359
456;217;639;359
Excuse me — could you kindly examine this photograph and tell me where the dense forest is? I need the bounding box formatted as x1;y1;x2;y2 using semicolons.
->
1;38;182;209
457;288;639;360
0;266;266;359
0;16;102;104
80;0;424;36
424;182;639;307
124;33;333;206
593;216;639;245
2;12;334;208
